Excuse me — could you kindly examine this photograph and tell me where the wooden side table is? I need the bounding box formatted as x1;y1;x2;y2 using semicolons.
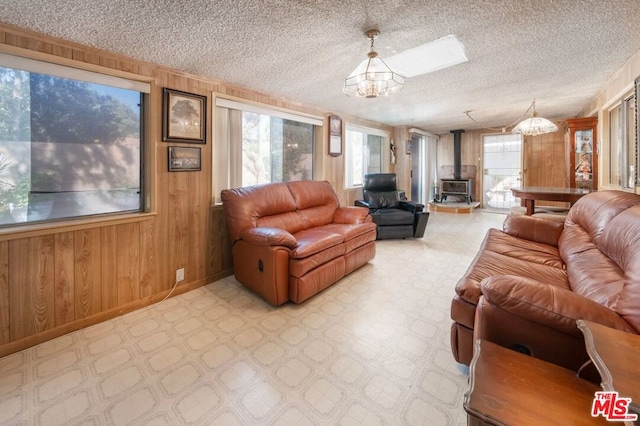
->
464;340;607;425
577;320;640;425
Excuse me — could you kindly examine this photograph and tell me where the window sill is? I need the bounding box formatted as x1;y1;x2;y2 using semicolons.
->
0;211;157;242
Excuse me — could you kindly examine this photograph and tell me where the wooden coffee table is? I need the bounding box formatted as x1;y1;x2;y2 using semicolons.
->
464;340;608;425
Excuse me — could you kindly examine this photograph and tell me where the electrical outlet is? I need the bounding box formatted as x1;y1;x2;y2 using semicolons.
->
176;268;185;283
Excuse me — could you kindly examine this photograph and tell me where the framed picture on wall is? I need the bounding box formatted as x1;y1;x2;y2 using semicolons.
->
406;140;412;155
168;146;201;171
163;88;206;143
329;115;342;156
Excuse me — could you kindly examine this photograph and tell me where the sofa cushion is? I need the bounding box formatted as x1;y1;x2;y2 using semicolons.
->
366;191;400;209
333;206;372;224
289;244;346;277
483;229;564;269
370;208;414;226
287;180;340;228
257;211;308;234
222;182;303;241
564;190;640;244
456;250;569;305
290;229;343;259
591;205;640;333
315;222;377;241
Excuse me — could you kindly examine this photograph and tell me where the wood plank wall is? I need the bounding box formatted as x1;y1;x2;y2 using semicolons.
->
0;23;345;357
0;23;573;356
436;128;567;207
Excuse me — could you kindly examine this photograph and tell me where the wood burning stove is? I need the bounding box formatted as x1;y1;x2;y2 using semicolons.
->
438;129;473;204
440;179;473;204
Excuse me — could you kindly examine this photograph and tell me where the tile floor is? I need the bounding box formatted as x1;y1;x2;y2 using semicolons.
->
0;210;506;425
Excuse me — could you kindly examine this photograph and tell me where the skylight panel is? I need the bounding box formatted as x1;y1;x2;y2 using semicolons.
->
385;35;468;78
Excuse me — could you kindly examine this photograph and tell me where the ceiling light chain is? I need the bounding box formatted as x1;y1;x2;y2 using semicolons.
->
512;99;558;136
464;99;558;136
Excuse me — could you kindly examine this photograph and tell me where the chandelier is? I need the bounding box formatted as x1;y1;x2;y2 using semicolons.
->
511;99;559;136
343;30;405;98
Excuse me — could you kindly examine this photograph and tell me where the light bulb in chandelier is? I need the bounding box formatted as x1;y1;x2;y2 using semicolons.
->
343;30;405;98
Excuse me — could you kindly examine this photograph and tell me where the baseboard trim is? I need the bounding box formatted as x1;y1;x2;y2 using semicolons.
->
0;270;232;358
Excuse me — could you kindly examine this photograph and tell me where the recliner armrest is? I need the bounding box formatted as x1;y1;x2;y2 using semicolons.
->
354;200;372;208
480;275;635;336
240;227;297;249
399;200;424;213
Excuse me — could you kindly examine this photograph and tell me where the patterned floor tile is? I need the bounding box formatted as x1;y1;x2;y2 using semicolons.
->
0;211;506;425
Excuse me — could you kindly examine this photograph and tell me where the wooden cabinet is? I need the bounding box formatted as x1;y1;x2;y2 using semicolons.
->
566;117;598;190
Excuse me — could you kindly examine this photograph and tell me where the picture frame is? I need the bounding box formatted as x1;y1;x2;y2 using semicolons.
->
406;140;412;155
168;146;201;172
329;115;342;156
163;88;206;143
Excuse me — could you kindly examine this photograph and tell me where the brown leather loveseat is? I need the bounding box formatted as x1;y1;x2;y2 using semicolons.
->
221;180;377;306
450;190;640;370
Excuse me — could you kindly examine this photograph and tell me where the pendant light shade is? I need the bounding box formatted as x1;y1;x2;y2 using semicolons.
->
511;100;559;136
343;30;405;98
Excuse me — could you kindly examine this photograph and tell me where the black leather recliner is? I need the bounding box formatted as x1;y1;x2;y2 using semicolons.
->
355;173;429;240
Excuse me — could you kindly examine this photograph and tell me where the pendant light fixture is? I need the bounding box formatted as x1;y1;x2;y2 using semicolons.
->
511;99;559;136
343;30;405;98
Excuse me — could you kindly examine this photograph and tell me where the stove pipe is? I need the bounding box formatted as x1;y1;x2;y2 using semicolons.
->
450;129;465;180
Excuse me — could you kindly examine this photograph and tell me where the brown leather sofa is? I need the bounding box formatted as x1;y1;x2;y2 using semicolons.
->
221;180;377;305
450;190;640;370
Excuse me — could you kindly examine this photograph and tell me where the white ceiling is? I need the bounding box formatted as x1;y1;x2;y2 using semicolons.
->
3;0;640;134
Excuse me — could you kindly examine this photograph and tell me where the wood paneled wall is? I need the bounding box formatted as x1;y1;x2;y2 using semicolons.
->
436;128;566;207
523;128;567;188
0;23;342;357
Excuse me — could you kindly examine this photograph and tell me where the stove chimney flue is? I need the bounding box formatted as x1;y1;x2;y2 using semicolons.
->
450;129;465;180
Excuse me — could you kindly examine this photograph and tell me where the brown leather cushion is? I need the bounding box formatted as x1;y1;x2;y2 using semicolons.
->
286;180;340;211
222;182;300;241
483;228;564;269
315;222;377;242
289;229;343;258
564;190;640;242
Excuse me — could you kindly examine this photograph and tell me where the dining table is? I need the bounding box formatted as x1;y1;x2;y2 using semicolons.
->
511;186;593;215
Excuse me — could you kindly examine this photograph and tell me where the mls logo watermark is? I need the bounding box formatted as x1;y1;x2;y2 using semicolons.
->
591;391;638;422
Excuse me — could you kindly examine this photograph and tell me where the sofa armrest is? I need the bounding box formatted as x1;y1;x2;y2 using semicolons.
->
399;200;424;213
480;275;635;336
240;227;297;249
502;214;564;247
334;206;372;224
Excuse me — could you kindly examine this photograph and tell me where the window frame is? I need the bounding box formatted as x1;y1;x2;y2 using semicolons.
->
606;91;636;190
213;95;323;203
0;47;154;236
344;124;390;189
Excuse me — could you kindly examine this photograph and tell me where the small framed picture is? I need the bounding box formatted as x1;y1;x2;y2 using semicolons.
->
168;146;201;172
329;115;342;156
406;140;412;155
163;88;206;143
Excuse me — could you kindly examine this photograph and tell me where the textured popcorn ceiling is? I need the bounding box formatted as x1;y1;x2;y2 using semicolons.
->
3;0;640;134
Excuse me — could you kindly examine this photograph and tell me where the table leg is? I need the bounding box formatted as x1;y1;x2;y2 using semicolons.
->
524;199;535;215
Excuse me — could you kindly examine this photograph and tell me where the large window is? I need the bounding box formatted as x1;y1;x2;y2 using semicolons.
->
608;93;636;189
344;125;387;188
241;112;314;186
214;98;320;202
0;54;148;227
